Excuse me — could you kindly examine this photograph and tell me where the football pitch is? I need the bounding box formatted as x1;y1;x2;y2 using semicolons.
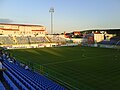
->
9;46;120;90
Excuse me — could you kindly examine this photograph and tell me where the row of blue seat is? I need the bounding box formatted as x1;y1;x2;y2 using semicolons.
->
99;40;120;45
4;62;42;90
3;72;18;90
0;81;5;90
3;60;65;90
3;65;30;90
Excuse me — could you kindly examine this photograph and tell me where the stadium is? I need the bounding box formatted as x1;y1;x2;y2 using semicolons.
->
0;23;120;90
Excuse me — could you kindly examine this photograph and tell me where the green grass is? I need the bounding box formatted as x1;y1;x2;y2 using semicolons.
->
9;46;120;90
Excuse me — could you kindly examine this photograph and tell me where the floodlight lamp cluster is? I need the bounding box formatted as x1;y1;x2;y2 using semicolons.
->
49;7;54;13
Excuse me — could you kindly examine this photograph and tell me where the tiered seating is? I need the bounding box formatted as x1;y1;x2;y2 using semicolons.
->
0;36;15;44
35;37;48;43
0;81;5;90
3;64;34;90
28;36;38;44
98;40;115;45
110;36;120;45
110;36;120;41
118;41;120;45
16;36;29;44
0;35;67;45
15;36;49;44
3;72;19;90
3;60;65;90
47;35;66;43
29;37;48;44
98;36;120;45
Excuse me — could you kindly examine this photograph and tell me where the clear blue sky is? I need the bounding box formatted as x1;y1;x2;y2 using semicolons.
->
0;0;120;33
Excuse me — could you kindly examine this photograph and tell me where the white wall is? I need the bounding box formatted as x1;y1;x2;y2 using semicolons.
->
94;34;104;42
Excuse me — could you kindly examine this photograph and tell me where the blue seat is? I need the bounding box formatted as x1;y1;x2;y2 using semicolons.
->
0;81;5;90
3;72;19;90
4;62;42;90
5;70;28;90
4;60;66;90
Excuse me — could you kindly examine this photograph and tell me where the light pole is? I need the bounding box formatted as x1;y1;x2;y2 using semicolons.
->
49;7;54;34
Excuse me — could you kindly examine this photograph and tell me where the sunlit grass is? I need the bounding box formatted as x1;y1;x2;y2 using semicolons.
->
9;46;120;90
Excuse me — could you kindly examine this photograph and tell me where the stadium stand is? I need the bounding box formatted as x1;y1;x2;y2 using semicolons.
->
0;35;68;45
28;36;49;43
0;81;5;90
47;35;66;43
98;36;120;45
2;59;65;90
0;35;50;45
16;36;49;44
0;36;15;45
16;36;29;44
0;48;65;90
3;72;20;90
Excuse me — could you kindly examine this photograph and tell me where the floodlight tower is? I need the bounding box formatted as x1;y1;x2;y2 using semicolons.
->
49;7;54;34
